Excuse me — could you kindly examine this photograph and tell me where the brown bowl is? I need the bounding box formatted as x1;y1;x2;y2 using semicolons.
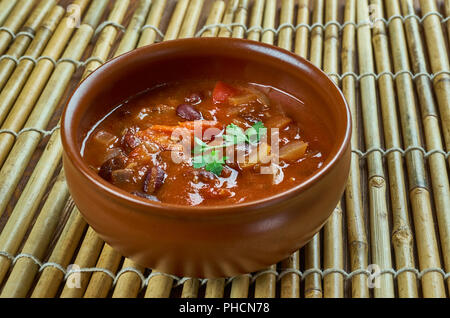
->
61;38;351;278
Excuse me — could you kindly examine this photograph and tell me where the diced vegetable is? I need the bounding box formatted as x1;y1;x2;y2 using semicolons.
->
103;147;124;162
93;130;117;147
279;141;308;161
228;93;257;106
111;168;134;183
264;115;292;129
240;142;272;169
212;81;236;104
244;87;270;108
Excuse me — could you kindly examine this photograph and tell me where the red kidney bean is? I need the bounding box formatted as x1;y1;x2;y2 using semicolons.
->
176;103;202;121
143;166;166;194
198;170;215;182
98;155;127;181
121;132;141;153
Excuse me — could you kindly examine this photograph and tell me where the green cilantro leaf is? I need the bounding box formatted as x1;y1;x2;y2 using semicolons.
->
191;122;266;176
224;123;248;145
205;161;224;176
245;121;266;144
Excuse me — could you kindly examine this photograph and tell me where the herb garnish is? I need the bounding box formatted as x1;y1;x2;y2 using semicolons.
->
192;121;266;176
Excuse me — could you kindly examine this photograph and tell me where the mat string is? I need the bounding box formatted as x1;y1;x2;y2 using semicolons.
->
0;125;448;160
0;9;449;45
2;52;449;82
0;251;448;291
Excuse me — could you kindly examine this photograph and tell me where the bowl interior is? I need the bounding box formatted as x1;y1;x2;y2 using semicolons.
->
62;38;350;211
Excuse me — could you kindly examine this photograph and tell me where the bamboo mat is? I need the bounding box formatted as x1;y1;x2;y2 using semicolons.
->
0;0;449;299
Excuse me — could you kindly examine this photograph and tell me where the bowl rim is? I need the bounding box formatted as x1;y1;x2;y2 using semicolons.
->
61;37;351;217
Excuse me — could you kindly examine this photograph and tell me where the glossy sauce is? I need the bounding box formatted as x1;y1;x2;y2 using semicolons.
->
82;80;329;206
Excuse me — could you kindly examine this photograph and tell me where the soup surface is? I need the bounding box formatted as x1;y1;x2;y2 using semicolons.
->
82;80;329;206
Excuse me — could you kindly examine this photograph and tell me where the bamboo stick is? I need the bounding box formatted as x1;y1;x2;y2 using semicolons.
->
341;0;369;298
59;227;104;298
205;278;226;298
145;274;174;298
277;0;294;51
218;0;238;37
0;0;56;90
137;0;167;48
181;277;201;298
369;0;418;298
280;253;300;298
247;0;264;41
230;275;250;298
179;0;205;38
260;0;275;44
294;0;309;58
200;0;225;38
0;0;36;55
394;0;449;298
415;0;450;156
446;0;450;46
117;0;152;53
0;5;63;121
31;0;156;298
303;0;324;299
112;259;145;298
231;0;248;39
83;245;123;298
0;170;69;297
356;0;395;298
322;0;344;299
399;0;450;296
30;208;87;298
254;266;277;298
163;0;190;41
0;0;18;26
0;0;90;159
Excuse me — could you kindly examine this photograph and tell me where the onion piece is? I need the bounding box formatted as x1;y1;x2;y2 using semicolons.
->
264;115;292;129
279;141;308;161
240;142;272;169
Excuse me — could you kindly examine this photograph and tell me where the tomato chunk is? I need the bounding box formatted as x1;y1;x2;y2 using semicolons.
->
212;81;237;104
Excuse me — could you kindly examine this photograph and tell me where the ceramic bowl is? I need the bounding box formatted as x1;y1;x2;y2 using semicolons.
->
61;38;351;278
